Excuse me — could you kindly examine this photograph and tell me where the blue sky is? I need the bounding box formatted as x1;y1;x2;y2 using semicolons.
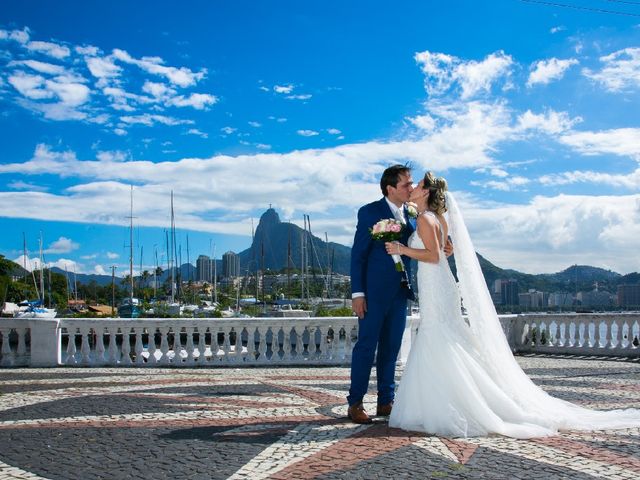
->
1;0;640;277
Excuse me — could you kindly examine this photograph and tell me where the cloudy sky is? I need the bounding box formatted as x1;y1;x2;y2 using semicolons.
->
1;0;640;277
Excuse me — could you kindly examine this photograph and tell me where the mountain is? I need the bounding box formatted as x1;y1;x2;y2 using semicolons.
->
238;208;351;275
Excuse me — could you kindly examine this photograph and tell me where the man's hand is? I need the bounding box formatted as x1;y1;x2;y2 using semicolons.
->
444;237;454;257
352;296;367;319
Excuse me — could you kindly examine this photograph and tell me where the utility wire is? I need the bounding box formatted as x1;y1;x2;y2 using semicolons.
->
521;0;640;17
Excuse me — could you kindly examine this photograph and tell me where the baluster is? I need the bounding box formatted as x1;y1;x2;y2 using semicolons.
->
107;327;119;364
66;327;78;365
80;326;92;365
197;327;207;364
185;326;195;365
582;320;591;349
257;326;268;363
340;325;350;362
95;326;106;365
292;327;303;361
556;320;567;347
282;327;292;363
16;327;27;365
567;320;576;348
327;326;337;360
629;321;640;349
221;327;231;363
210;327;221;362
244;327;255;363
0;328;13;366
121;327;132;365
594;319;602;350
134;327;144;365
172;327;183;365
612;318;622;350
146;327;157;364
307;326;318;361
345;324;356;361
319;325;329;361
159;327;170;365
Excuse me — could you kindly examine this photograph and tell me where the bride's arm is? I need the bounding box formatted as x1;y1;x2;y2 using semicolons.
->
385;215;441;263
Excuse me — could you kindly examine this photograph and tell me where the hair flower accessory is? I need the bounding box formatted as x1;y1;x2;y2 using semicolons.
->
406;202;418;218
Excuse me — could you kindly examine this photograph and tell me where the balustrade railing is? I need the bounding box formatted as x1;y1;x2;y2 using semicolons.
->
1;313;639;367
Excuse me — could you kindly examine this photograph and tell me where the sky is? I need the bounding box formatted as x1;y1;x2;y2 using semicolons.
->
1;0;640;278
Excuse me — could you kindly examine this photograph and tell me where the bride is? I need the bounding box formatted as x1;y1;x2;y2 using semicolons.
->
385;172;640;439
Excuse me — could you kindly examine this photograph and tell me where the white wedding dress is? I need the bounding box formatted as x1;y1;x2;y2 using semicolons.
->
389;193;640;439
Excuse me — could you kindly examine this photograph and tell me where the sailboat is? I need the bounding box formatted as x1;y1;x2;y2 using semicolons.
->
15;233;57;319
117;186;141;318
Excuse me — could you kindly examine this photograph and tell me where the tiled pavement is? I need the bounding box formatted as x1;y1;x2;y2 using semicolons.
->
0;355;639;479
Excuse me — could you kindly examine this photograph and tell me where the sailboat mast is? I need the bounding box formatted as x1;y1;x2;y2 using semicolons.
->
39;233;44;303
129;185;134;304
170;191;175;303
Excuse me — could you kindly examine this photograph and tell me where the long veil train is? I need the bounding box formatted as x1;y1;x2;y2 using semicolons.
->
444;191;640;434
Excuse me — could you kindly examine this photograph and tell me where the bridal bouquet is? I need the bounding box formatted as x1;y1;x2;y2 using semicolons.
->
370;219;405;272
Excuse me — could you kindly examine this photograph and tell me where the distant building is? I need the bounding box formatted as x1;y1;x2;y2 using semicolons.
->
518;289;548;309
222;251;240;278
196;255;213;283
494;279;519;306
617;284;640;308
577;288;613;308
548;292;574;308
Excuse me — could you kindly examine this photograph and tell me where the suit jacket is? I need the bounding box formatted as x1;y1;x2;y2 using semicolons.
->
350;198;414;304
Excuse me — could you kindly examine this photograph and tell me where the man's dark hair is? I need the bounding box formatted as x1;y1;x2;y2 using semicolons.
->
380;164;411;196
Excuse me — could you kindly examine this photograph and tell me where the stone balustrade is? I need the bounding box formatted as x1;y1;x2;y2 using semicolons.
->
1;313;639;367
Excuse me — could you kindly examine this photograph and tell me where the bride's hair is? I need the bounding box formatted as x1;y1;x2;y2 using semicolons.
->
423;171;448;214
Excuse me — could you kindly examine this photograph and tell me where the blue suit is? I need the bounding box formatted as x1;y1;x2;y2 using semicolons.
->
348;197;414;406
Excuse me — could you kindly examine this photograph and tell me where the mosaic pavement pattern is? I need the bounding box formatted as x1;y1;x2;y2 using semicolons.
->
0;355;639;479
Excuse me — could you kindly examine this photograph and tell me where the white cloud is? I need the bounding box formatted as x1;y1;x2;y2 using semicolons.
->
454;193;640;274
26;40;71;59
527;58;578;87
120;114;194;126
286;94;312;100
406;114;436;132
85;55;122;79
0;27;30;44
44;236;80;254
550;26;566;34
516;109;582;135
112;48;206;87
473;175;531;191
169;92;217;109
221;126;236;135
93;264;107;275
8;72;53;100
187;128;208;138
248;121;262;128
106;252;119;259
256;143;271;150
583;47;640;92
327;128;342;135
559;128;640;160
415;50;513;99
274;84;294;94
540;168;640;189
10;59;67;75
297;129;319;137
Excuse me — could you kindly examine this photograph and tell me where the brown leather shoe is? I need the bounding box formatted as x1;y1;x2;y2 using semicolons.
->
376;402;393;416
347;402;372;424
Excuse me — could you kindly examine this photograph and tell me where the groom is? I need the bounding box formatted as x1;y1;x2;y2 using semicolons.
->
348;164;415;424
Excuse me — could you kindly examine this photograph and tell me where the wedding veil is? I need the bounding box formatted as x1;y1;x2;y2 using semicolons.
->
445;191;640;430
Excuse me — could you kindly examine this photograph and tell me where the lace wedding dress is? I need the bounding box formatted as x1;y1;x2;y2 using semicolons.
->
389;193;640;438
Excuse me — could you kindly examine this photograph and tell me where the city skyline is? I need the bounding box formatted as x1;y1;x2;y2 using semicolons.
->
1;1;640;277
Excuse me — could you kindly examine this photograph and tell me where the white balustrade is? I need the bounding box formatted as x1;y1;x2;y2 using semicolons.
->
1;313;639;367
